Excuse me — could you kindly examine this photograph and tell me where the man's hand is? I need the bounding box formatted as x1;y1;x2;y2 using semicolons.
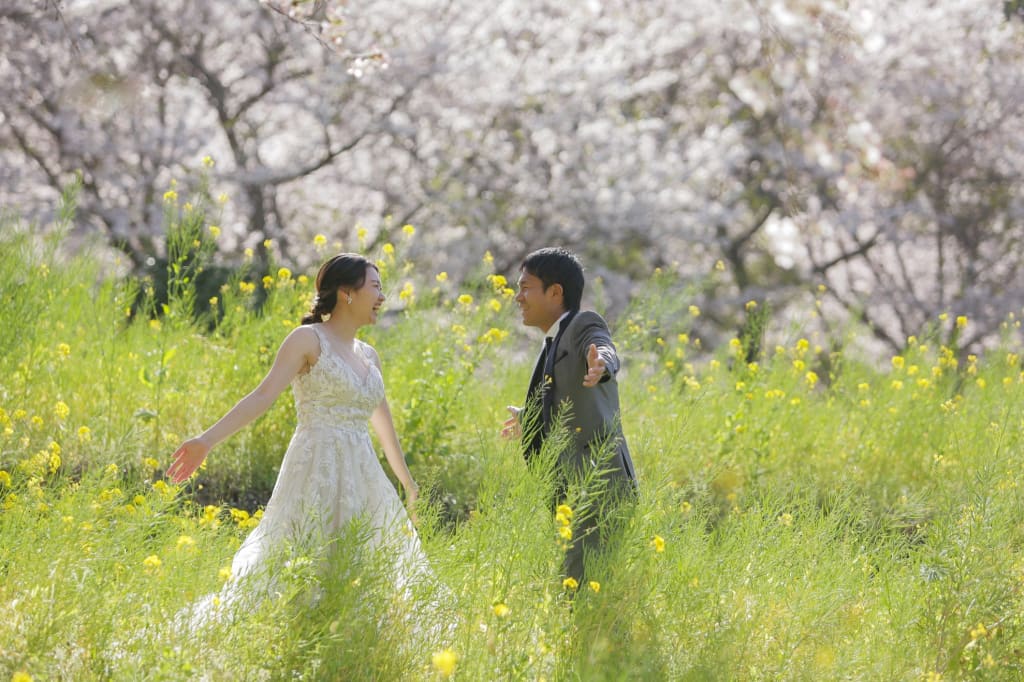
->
583;343;607;387
501;405;522;439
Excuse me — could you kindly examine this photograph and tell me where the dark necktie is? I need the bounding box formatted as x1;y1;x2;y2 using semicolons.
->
524;336;554;457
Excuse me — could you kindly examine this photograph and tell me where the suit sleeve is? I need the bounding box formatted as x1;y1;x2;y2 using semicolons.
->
574;311;620;379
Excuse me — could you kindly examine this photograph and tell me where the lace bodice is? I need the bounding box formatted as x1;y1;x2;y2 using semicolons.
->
292;326;385;432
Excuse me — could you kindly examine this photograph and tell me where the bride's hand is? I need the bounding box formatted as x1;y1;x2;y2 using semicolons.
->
405;484;420;525
166;438;211;483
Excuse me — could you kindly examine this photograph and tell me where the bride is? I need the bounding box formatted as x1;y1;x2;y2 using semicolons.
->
166;253;425;621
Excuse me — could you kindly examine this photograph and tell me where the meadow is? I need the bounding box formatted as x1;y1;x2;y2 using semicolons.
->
2;191;1023;681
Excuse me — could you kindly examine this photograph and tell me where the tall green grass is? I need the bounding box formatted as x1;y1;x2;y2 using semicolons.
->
1;194;1023;680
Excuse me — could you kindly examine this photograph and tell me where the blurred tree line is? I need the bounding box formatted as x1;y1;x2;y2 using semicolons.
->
2;0;1023;354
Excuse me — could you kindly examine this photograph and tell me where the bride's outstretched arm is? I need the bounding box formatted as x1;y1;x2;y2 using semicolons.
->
165;327;317;483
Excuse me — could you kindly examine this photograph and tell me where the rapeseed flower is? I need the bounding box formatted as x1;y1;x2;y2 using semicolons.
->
493;602;509;617
432;648;458;677
651;535;665;553
562;577;578;591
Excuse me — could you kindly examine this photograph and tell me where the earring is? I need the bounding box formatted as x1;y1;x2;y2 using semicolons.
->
346;294;353;304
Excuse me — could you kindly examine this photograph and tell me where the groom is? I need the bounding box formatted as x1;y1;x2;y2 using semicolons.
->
502;247;636;583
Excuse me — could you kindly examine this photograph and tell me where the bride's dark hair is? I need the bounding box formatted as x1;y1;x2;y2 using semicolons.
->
301;253;377;325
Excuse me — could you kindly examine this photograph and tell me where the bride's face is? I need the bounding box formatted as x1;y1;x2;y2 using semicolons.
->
345;266;385;325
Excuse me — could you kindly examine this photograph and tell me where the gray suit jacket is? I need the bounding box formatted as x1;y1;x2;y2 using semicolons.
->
525;310;636;490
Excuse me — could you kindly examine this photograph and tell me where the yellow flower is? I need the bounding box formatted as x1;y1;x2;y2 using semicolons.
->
562;577;579;591
56;342;71;357
176;535;195;550
956;315;968;329
0;470;11;487
651;535;665;553
488;298;502;313
778;513;793;527
356;225;368;243
49;452;61;474
208;225;221;239
218;566;233;582
805;371;819;388
714;260;725;271
162;190;178;202
399;282;415;302
556;504;574;519
589;580;601;593
688;305;701;317
745;300;758;311
401;224;415;236
891;355;905;370
313;233;327;247
492;602;510;617
483;250;494;265
277;267;292;281
382;243;395;256
435;271;448;283
431;648;458;677
457;294;473;306
11;671;33;682
202;155;215;167
142;555;162;571
217;192;230;204
558;525;573;541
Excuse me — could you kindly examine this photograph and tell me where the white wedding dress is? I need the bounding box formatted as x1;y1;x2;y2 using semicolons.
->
184;325;427;626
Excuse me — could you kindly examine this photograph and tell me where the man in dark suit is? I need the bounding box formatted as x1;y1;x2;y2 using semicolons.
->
502;247;636;584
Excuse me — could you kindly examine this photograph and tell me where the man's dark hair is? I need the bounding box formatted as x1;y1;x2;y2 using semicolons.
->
521;247;584;311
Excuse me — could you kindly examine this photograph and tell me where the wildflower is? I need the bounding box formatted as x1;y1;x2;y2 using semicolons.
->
435;271;448;283
556;504;573;520
202;155;215;167
483;251;494;265
562;577;579;591
805;371;819;388
399;282;415;303
219;566;233;582
745;300;758;311
143;555;162;572
0;470;11;487
688;305;701;317
382;243;395;257
356;225;368;243
891;356;905;370
162;190;177;202
714;260;725;271
589;581;601;593
891;380;904;391
492;602;509;617
208;225;221;239
487;273;508;291
779;513;793;527
277;267;292;281
262;275;274;289
176;535;196;550
313;233;327;247
558;525;573;541
49;452;61;474
57;342;71;357
402;224;415;237
149;319;161;331
54;401;70;420
11;671;33;682
457;294;473;306
651;535;665;553
956;315;968;329
488;298;502;313
431;648;458;677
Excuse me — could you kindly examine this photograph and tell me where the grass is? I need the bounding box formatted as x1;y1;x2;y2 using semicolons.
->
1;196;1023;680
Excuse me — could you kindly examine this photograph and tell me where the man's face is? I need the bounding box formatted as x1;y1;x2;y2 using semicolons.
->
515;271;563;330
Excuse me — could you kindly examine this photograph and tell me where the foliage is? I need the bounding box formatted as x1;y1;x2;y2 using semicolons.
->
3;1;1024;354
3;206;1024;680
